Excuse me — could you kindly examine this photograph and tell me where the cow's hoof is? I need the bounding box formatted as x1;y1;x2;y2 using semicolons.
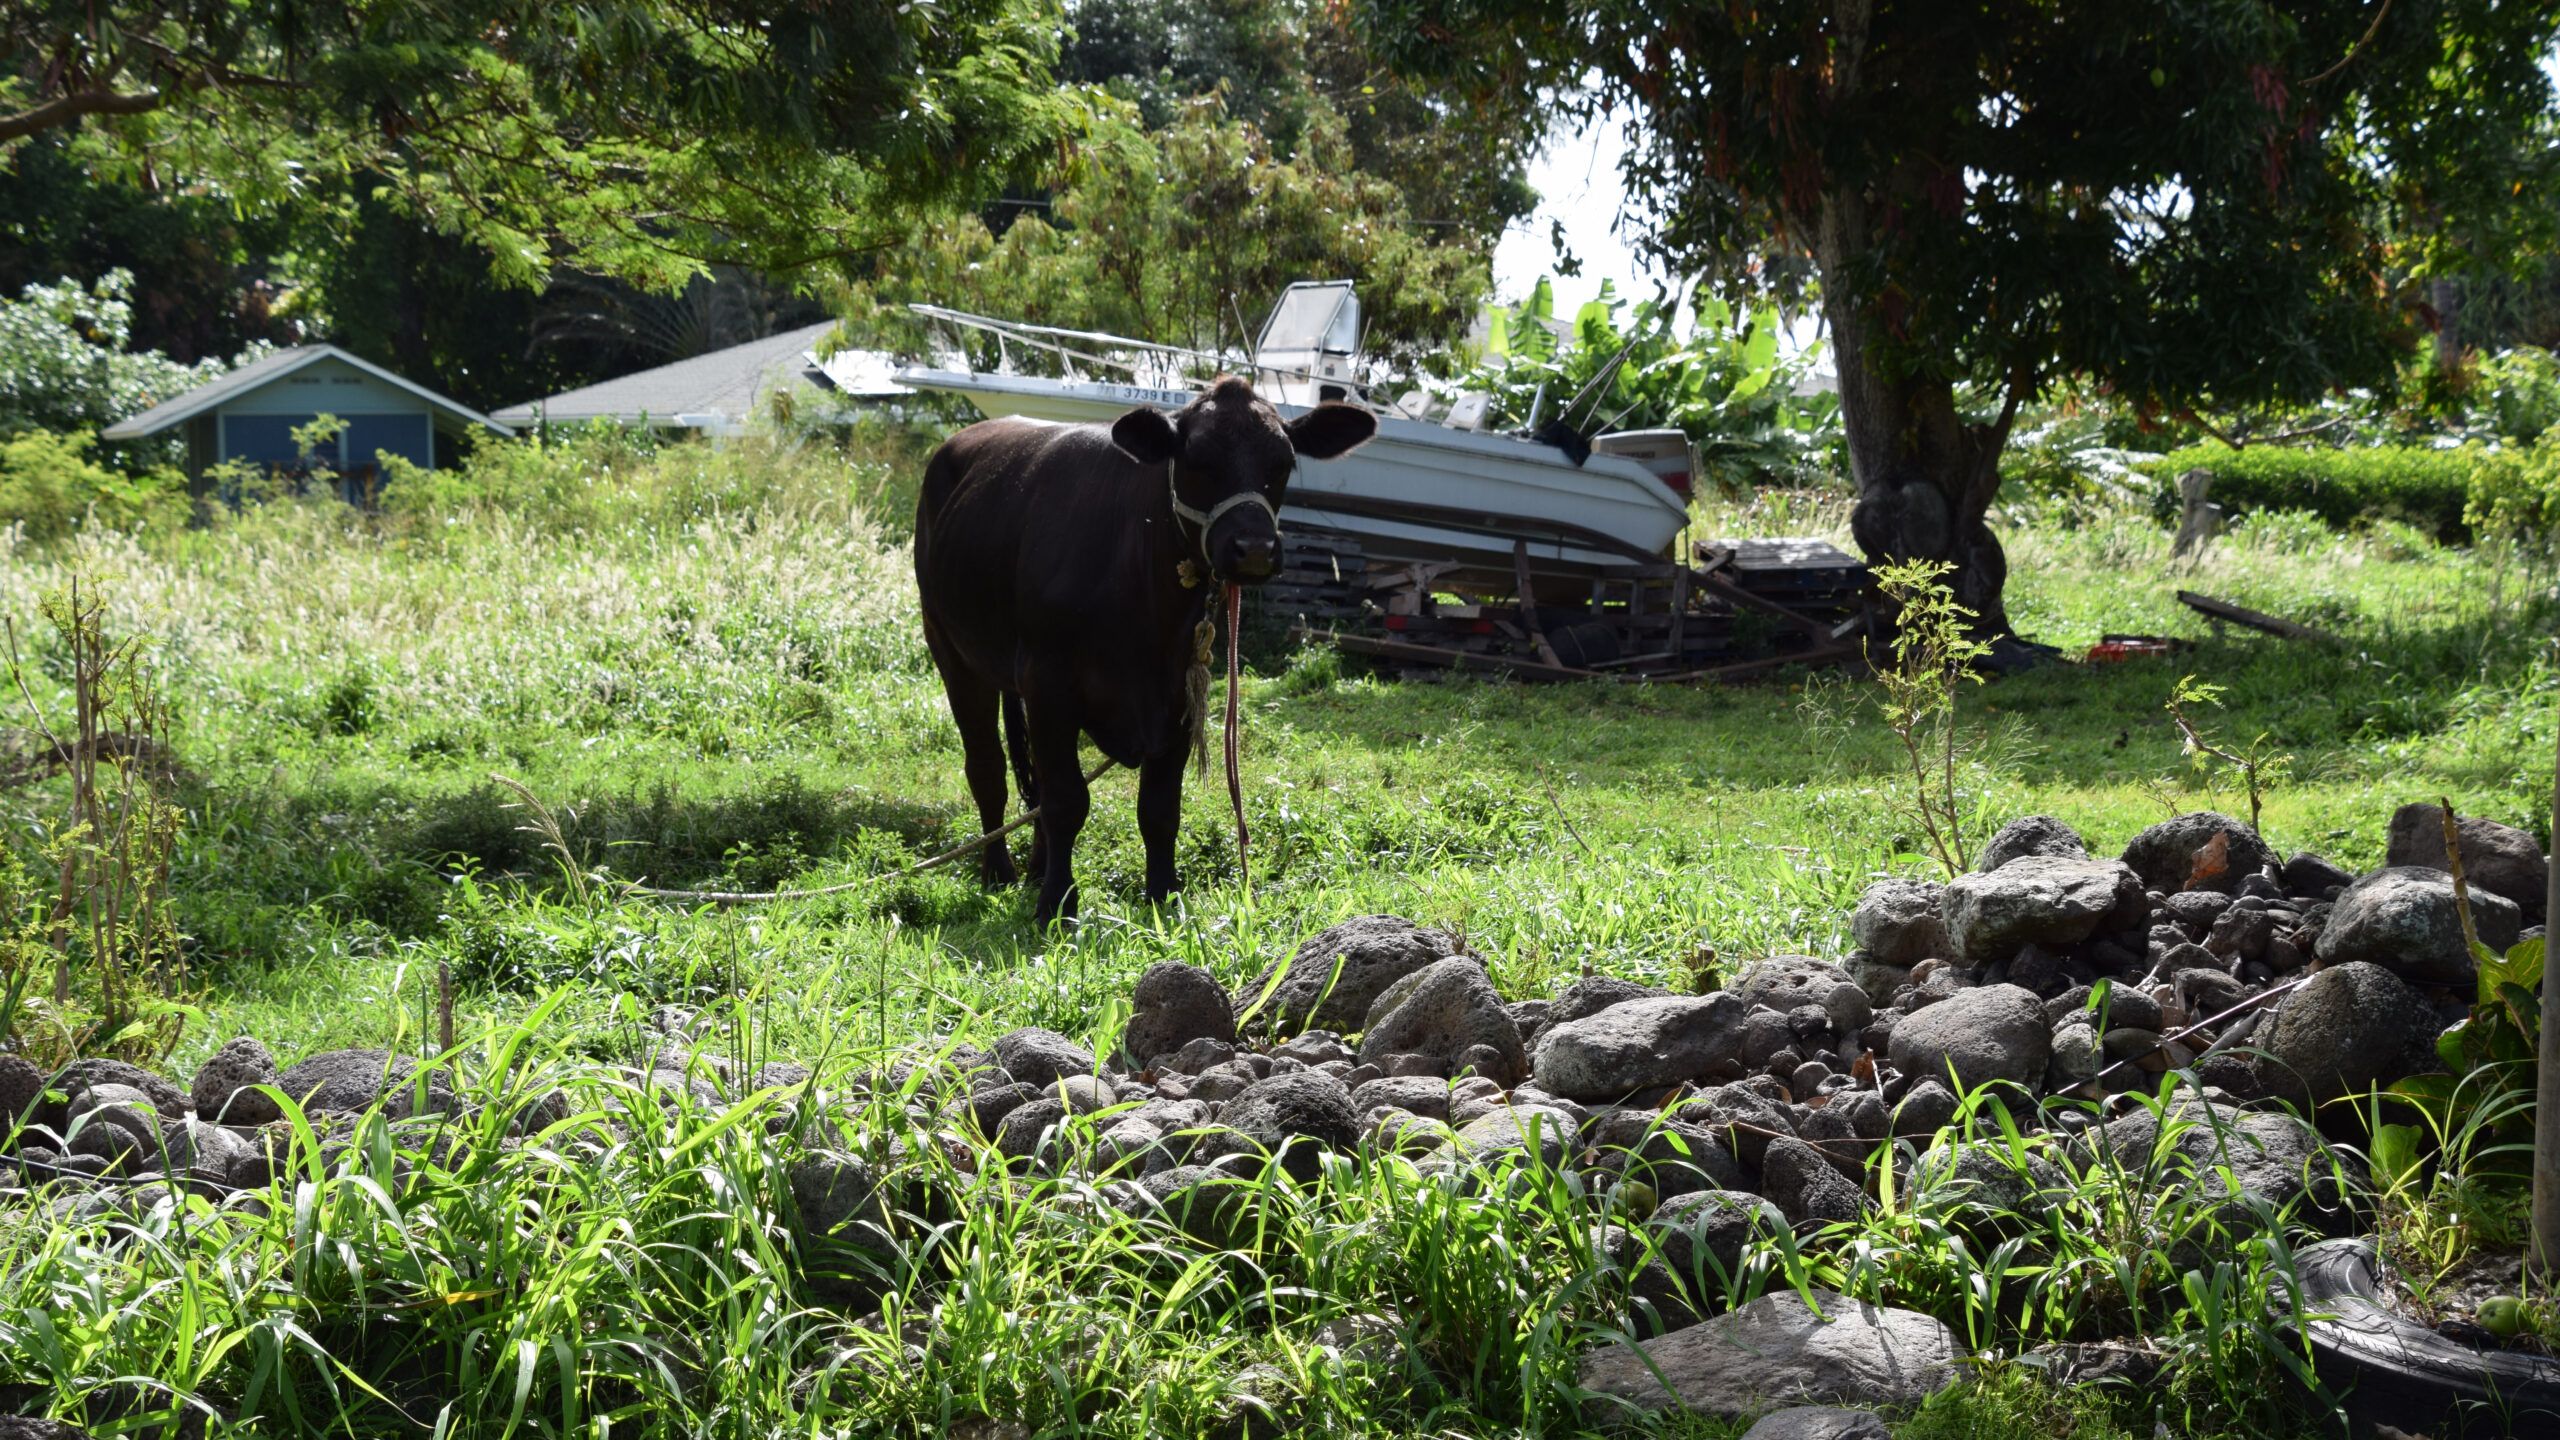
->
981;854;1018;888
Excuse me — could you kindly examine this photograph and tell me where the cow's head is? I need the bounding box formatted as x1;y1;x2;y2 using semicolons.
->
1111;376;1376;584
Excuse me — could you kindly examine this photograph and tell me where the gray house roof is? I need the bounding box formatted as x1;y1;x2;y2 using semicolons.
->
100;344;510;440
492;320;900;429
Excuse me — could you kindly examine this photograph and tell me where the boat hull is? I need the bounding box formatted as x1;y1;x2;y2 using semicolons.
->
895;367;1692;576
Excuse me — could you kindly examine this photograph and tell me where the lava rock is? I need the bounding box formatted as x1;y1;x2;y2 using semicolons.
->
2316;866;2521;987
1350;1075;1453;1121
2386;802;2550;922
0;1054;42;1131
2121;811;2277;895
995;1098;1070;1162
2281;852;2356;899
192;1037;284;1126
156;1117;255;1186
969;1081;1039;1136
1676;1084;1797;1170
1941;856;2145;964
1529;993;1747;1100
1647;1188;1786;1291
1245;915;1465;1035
65;1082;162;1159
2092;1098;2337;1226
1849;880;1948;965
1585;1109;1748;1198
1978;815;2089;872
1123;963;1236;1068
1428;1103;1580;1168
1576;1288;1959;1419
2252;961;2444;1106
1762;1136;1870;1225
1545;975;1669;1030
49;1058;187;1124
1271;1031;1354;1067
1354;957;1526;1084
789;1149;888;1250
1886;984;2052;1092
275;1048;451;1117
991;1028;1096;1090
1740;1408;1892;1440
1731;957;1861;1016
1214;1071;1361;1181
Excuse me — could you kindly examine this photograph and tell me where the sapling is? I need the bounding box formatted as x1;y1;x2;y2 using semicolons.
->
1867;560;1992;877
2164;674;2292;837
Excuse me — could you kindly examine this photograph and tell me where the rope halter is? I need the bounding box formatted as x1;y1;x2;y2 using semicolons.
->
1167;460;1278;571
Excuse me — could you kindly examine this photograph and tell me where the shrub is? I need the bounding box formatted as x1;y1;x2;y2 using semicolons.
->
0;271;247;463
0;429;187;541
2146;440;2558;542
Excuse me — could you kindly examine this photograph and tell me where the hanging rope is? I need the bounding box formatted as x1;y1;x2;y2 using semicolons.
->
1223;581;1250;899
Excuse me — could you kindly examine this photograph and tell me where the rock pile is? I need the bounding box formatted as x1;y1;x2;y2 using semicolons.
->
5;804;2545;1423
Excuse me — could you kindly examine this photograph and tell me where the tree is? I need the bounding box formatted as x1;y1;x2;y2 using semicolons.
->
1060;0;1539;246
846;98;1492;362
2;0;1080;291
1362;1;2560;636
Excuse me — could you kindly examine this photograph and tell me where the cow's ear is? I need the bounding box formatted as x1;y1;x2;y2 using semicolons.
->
1111;407;1181;465
1286;403;1377;460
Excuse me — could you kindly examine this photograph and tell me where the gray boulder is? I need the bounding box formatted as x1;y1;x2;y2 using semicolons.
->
1941;856;2143;964
1577;1288;1959;1418
1428;1104;1579;1168
2122;811;2277;895
276;1048;452;1117
2386;802;2549;922
2282;852;2356;898
49;1058;187;1126
1731;957;1860;1015
1545;975;1669;1030
1214;1071;1360;1181
1529;993;1746;1100
1586;1109;1748;1199
1350;1075;1453;1121
157;1117;256;1185
1245;915;1464;1035
1979;815;2089;872
1646;1189;1785;1291
1887;984;2051;1092
1;1054;41;1131
1122;963;1236;1068
1761;1136;1870;1225
192;1037;284;1125
1676;1084;1796;1169
2253;961;2444;1106
994;1098;1070;1162
1742;1408;1893;1440
1850;880;1949;967
992;1028;1096;1090
2316;866;2521;987
789;1149;887;1248
1354;957;1526;1084
65;1082;163;1158
1890;1080;1959;1142
2094;1098;2336;1222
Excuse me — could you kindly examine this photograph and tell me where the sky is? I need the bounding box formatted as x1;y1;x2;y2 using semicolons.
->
1490;113;1661;315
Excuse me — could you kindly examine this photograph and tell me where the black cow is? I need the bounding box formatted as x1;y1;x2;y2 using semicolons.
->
915;377;1375;923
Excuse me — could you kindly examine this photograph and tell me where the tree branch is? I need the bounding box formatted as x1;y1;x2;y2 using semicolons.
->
0;86;165;142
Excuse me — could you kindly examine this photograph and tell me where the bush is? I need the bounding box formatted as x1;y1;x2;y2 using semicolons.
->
2146;440;2558;542
0;271;248;465
0;428;187;541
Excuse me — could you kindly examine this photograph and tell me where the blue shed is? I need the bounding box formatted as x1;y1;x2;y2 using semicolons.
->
101;344;511;497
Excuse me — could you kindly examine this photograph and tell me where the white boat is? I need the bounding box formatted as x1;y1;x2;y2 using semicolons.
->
892;284;1694;579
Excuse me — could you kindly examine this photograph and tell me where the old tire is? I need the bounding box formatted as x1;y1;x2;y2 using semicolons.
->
2292;1238;2560;1437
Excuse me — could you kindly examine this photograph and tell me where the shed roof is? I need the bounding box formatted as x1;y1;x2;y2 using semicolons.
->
491;320;899;428
100;344;511;441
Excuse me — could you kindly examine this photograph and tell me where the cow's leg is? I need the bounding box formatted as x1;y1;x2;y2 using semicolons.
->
1137;749;1185;904
1004;691;1044;882
926;641;1016;889
1023;699;1090;925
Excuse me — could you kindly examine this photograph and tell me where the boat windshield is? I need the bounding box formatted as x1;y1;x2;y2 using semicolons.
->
1254;281;1362;406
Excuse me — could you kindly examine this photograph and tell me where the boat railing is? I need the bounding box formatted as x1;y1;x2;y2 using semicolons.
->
904;303;1386;401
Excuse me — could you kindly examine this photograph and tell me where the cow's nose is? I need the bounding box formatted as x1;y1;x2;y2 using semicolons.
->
1233;537;1277;579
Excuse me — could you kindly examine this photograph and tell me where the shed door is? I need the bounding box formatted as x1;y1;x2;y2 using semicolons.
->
343;414;433;469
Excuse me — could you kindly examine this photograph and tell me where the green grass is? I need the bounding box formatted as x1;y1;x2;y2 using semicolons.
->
0;428;2551;1437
